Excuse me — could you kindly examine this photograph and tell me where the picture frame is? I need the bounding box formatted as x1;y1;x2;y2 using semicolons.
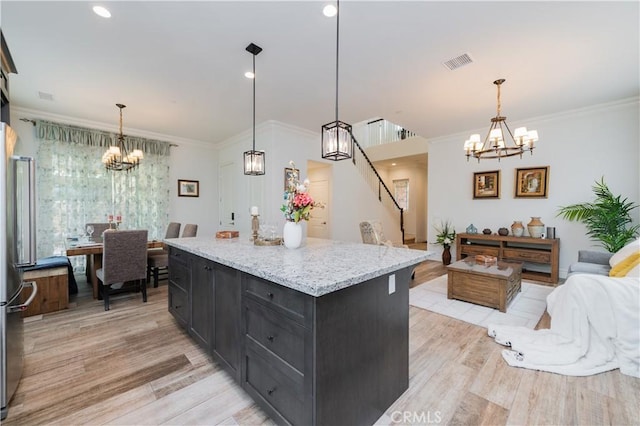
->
515;166;549;198
284;167;299;191
473;170;501;199
178;179;199;197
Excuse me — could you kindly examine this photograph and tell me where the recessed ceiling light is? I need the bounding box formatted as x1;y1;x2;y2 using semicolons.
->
93;6;111;18
244;71;255;79
391;163;397;166
323;4;337;17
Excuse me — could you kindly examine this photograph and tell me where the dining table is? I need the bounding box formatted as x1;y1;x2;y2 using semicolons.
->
65;238;164;299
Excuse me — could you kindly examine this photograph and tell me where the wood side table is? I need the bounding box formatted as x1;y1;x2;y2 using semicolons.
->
447;259;522;312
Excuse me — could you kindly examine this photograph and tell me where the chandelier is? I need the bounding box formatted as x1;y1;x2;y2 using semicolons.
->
102;103;143;171
244;43;265;175
321;0;352;161
464;79;539;162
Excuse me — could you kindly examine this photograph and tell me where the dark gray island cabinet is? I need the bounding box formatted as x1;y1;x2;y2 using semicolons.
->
166;237;429;426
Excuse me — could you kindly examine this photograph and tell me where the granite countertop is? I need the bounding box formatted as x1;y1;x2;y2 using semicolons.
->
165;236;431;297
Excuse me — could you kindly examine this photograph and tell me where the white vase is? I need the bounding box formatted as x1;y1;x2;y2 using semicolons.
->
283;221;302;249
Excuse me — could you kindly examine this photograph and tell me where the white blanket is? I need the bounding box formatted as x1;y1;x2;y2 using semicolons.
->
488;274;640;377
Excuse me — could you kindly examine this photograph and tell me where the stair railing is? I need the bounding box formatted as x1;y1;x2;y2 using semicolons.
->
350;132;405;243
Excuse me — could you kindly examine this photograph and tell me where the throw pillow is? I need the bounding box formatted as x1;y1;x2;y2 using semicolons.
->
609;238;640;277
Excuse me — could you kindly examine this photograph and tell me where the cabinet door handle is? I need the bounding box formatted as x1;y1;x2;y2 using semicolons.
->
267;335;275;342
267;387;276;396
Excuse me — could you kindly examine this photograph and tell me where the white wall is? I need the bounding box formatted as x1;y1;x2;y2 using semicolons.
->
376;163;428;242
427;98;640;277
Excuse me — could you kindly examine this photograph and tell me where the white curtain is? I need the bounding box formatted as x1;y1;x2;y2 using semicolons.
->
35;121;171;270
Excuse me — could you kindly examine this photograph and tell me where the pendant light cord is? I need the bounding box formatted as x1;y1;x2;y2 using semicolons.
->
252;53;256;151
335;0;340;122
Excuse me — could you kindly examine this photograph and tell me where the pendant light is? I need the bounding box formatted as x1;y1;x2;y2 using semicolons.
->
321;0;352;161
244;43;265;175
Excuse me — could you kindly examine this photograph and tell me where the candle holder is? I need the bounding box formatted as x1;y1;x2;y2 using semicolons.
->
251;214;260;242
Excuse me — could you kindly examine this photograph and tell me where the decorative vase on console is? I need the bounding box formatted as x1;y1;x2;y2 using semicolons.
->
511;221;525;237
442;245;452;265
527;217;545;238
283;221;303;249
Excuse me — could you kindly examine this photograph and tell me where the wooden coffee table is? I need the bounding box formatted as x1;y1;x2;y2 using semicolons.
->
447;259;522;312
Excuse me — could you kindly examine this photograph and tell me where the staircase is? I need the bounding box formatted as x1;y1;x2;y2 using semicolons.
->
349;132;406;243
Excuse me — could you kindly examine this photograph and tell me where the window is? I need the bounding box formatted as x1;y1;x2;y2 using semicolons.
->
35;120;171;270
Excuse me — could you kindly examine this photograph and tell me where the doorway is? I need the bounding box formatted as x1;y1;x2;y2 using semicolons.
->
307;161;331;239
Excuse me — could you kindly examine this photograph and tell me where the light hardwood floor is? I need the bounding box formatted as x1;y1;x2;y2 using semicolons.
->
5;260;639;425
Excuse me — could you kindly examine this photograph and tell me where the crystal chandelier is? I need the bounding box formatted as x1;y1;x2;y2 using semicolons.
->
102;103;143;171
321;0;353;161
464;79;539;162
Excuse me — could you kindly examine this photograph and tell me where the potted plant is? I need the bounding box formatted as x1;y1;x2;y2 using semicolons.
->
434;220;456;265
557;177;639;253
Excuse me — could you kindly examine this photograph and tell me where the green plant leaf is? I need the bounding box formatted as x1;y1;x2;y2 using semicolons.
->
557;177;639;252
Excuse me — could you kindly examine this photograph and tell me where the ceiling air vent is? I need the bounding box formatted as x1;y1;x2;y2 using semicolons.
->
442;53;474;71
38;91;54;101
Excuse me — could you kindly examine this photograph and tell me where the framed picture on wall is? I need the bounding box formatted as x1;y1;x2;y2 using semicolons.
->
515;166;549;198
473;170;501;199
284;167;299;191
178;179;199;197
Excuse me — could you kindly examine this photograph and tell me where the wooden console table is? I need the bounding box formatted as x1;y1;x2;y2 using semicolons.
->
456;233;559;285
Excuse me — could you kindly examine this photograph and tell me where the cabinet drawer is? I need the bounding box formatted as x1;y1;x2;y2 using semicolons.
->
169;261;190;291
503;248;551;263
460;245;500;257
169;247;188;266
245;298;305;372
244;274;308;324
245;340;305;426
168;283;188;328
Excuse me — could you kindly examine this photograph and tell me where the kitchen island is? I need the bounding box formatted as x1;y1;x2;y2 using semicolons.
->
165;236;430;426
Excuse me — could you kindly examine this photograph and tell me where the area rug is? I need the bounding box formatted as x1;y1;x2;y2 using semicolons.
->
409;275;555;329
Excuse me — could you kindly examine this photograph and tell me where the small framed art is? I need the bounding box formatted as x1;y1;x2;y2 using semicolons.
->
473;170;501;199
515;166;549;198
178;179;199;197
284;167;299;191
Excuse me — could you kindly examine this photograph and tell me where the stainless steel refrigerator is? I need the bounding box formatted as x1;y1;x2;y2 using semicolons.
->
1;122;37;420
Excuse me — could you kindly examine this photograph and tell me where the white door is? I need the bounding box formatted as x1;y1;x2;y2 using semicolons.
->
219;162;235;228
308;180;329;239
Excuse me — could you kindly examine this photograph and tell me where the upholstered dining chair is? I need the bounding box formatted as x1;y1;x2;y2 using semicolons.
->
84;222;112;281
85;222;112;242
97;229;148;311
360;220;414;279
181;224;198;238
147;222;182;287
359;220;408;248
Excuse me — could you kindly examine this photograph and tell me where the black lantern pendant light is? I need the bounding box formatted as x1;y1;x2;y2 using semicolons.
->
244;42;265;175
321;0;352;161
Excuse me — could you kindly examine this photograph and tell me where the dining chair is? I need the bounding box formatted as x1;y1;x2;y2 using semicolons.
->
147;222;182;287
181;224;198;237
84;222;112;280
96;229;148;311
86;222;112;241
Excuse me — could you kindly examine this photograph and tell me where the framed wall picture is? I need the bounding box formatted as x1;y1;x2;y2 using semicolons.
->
284;167;299;191
178;179;199;197
473;170;501;199
515;166;549;198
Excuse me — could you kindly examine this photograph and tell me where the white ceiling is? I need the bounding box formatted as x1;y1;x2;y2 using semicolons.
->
2;1;638;145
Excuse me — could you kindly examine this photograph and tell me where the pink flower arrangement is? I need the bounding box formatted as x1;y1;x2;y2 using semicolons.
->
281;161;321;223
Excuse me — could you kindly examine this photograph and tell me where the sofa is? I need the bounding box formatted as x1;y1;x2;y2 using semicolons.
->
567;250;613;277
568;238;640;278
